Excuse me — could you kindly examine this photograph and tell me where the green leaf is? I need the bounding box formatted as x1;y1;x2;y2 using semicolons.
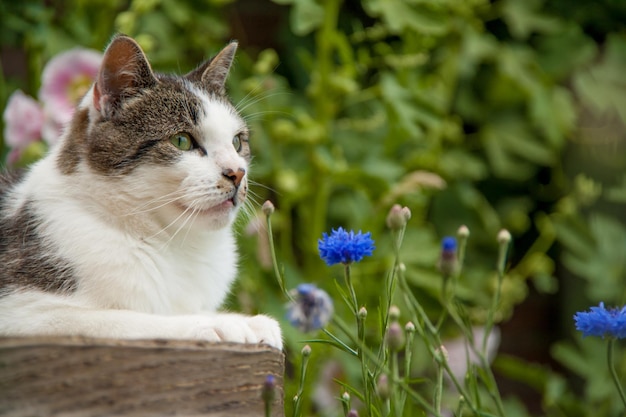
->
363;0;447;35
439;149;488;181
605;175;626;203
501;0;561;39
481;117;557;180
290;0;324;36
379;72;424;138
573;33;626;123
561;214;626;301
536;23;597;80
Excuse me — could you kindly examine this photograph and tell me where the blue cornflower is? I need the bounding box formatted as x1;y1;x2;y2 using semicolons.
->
286;283;334;332
442;236;457;252
318;227;375;266
574;302;626;339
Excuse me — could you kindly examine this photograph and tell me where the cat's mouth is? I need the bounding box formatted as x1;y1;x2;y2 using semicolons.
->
175;198;237;217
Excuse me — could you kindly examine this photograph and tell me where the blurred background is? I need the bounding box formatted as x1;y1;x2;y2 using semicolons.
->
1;0;626;415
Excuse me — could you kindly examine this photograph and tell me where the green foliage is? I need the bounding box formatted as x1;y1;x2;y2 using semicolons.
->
2;0;626;415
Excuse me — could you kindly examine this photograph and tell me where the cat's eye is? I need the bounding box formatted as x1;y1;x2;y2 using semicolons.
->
170;133;193;151
232;134;242;152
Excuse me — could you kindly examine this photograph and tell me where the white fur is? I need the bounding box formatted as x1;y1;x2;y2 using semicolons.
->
0;87;282;350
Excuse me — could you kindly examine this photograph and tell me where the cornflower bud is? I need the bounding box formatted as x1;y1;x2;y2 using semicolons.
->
434;345;449;364
405;321;415;333
262;200;275;216
376;374;390;400
497;229;511;245
389;305;401;322
385;321;405;352
386;204;411;230
437;236;458;278
261;374;276;404
358;306;368;319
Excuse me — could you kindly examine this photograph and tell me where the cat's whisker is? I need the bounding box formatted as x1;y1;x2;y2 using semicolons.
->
234;71;285;112
234;83;267;113
125;191;187;216
248;180;279;195
126;189;183;210
243;110;291;123
237;91;290;115
179;206;203;247
146;202;195;243
174;200;206;247
245;189;264;209
235;199;257;228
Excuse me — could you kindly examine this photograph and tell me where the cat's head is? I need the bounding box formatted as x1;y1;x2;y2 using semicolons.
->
57;35;250;233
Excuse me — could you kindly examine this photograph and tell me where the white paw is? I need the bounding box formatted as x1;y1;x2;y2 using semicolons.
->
245;314;283;350
188;314;282;350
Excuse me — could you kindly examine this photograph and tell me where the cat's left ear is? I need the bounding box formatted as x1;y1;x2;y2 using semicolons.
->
186;41;238;96
93;35;158;118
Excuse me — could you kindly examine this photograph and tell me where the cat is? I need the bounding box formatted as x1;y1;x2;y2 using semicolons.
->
0;35;282;350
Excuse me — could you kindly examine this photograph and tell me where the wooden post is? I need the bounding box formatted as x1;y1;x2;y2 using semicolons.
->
0;336;284;417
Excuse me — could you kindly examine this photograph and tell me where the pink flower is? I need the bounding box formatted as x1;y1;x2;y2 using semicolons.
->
38;48;102;145
3;90;44;149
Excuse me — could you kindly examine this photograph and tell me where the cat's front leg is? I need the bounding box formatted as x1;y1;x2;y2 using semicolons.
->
0;292;282;350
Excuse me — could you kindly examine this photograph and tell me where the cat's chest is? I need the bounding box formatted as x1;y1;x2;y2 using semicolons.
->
64;220;238;314
124;236;238;314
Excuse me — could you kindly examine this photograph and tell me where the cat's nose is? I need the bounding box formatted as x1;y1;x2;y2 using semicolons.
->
222;167;246;187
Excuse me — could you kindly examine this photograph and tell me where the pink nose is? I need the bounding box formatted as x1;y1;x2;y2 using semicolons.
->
222;168;245;187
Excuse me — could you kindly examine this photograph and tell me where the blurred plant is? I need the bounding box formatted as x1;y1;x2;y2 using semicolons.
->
286;283;334;333
2;47;101;165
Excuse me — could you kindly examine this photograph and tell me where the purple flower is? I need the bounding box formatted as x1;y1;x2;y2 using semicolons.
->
39;48;102;145
574;302;626;339
3;90;44;149
318;227;375;266
286;284;333;332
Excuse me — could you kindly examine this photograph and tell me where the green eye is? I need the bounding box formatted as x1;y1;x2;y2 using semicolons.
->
232;134;242;152
170;133;193;151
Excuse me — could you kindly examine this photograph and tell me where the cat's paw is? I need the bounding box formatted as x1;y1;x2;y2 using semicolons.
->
245;314;283;350
188;314;282;350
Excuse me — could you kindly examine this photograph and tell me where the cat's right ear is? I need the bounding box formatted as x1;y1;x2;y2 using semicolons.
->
186;41;238;96
93;35;157;118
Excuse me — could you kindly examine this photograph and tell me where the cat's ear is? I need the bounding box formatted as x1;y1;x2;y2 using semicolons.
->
93;35;158;118
186;41;238;96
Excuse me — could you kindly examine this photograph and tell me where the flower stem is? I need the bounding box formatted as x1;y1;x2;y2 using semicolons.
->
377;226;406;371
265;211;291;301
389;351;400;417
344;264;373;414
265;399;272;417
434;362;443;416
292;348;311;417
608;339;626;409
483;231;510;359
344;264;359;314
